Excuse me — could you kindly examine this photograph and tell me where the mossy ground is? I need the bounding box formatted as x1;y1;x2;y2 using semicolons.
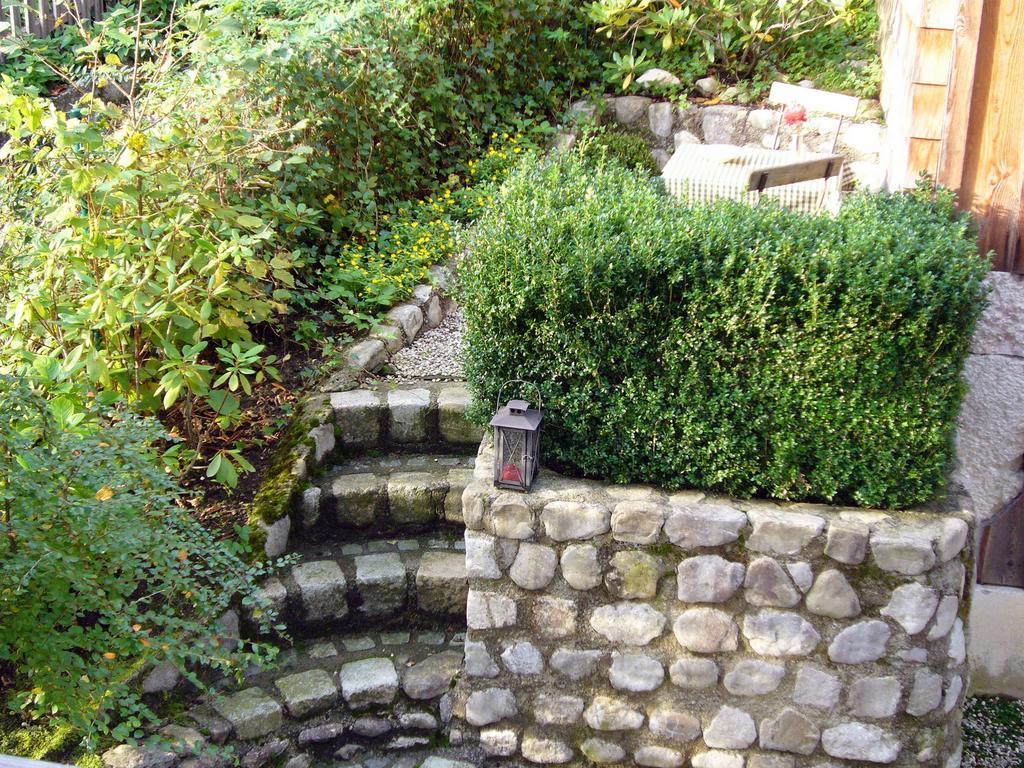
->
963;696;1024;768
0;718;104;767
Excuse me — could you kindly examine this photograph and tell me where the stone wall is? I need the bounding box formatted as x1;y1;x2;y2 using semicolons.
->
955;271;1024;698
454;440;972;767
561;94;887;193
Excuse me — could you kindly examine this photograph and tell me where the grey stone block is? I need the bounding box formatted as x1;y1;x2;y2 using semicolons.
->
387;388;430;443
746;508;825;555
614;95;653;125
438;385;484;444
466;687;517;726
669;658;719;689
330;389;383;448
354;553;407;616
870;530;936;575
848;676;901;718
467;589;516;629
723;660;786;696
402;649;463;699
664;504;746;548
274;668;338;719
881;582;938;634
611;501;668;544
581;738;626;764
509;542;557;590
292;560;348;622
759;708;820;755
339;657;399;709
704;705;756;749
821;723;900;763
607;550;662;599
212;688;283;741
805;569;861;619
561;543;601;590
541;501;610;540
388;471;446;524
549;647;602;681
416;551;467;615
327;472;384;528
445;468;475;523
828;620;891;664
744;557;800;607
609;652;664;692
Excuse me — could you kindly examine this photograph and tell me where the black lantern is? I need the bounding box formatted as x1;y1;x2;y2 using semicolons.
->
490;380;543;492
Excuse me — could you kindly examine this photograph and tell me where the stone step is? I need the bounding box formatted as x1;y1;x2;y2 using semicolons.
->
298;453;477;540
256;535;469;635
179;630;474;766
328;382;484;453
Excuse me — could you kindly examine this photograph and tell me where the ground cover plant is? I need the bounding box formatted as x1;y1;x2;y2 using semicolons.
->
461;154;988;507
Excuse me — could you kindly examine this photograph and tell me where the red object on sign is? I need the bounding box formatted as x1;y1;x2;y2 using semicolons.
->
783;104;807;125
501;463;523;483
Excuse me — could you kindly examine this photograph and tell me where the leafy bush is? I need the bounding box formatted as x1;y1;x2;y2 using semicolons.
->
588;0;847;82
0;75;315;484
575;126;658;174
460;155;988;507
0;377;279;746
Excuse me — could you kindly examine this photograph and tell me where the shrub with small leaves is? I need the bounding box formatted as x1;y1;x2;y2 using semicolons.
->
460;154;988;508
575;126;658;174
0;377;281;747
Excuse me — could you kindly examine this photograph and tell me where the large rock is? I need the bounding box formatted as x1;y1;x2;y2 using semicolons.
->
848;677;901;718
664;504;746;548
677;555;745;603
534;694;586;726
501;641;544;675
607;550;663;599
673;608;739;653
828;620;891;664
274;668;338;719
403;650;464;699
466;687;517;726
746;508;825;555
723;660;785;696
825;518;869;564
742;610;819;656
703;705;756;749
792;665;841;709
821;723;901;763
581;738;626;764
532;595;577;638
102;745;176;768
759;708;819;755
330;389;383;448
701;105;747;145
213;688;283;740
561;543;602;590
549;647;603;681
635;746;685;768
614;96;654;126
467;590;517;629
743;557;800;607
609;652;665;692
611;501;668;544
805;569;860;619
465;639;500;678
326;472;383;528
591;602;667;646
649;102;675;137
637;67;682;87
509;542;557;590
339;657;399;708
669;658;719;688
465;530;502;579
649;708;701;743
488;493;535;539
438;385;484;444
389;471;444;524
870;529;936;575
584;695;645;730
881;582;939;634
521;731;573;764
541;501;610;540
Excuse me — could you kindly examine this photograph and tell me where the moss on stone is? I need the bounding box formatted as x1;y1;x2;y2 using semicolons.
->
248;409;319;539
0;719;104;768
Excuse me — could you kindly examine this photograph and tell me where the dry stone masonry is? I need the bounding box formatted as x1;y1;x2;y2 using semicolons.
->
455;438;972;767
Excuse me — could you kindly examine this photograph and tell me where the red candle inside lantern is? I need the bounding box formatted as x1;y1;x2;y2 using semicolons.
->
501;463;523;483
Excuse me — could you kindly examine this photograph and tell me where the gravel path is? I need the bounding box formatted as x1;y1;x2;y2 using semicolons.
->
385;307;465;383
963;696;1024;768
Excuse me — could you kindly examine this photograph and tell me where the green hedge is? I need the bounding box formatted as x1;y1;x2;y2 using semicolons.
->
460;155;988;507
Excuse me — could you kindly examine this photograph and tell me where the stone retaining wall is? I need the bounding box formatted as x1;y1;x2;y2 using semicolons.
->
454;440;972;767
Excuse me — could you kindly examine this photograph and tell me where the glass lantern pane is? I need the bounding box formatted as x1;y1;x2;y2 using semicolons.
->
498;428;526;488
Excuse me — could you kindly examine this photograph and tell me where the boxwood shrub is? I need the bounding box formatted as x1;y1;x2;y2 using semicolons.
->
459;155;989;507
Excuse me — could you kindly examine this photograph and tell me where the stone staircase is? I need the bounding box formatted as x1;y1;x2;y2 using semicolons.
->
167;375;484;767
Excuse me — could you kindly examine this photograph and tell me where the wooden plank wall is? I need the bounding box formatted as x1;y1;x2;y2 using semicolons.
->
878;0;957;188
956;0;1024;272
881;0;1024;271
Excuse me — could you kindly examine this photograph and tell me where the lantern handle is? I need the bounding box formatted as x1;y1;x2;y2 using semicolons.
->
496;380;542;413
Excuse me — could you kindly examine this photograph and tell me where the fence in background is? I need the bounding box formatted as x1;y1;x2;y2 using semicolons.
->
1;0;110;55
